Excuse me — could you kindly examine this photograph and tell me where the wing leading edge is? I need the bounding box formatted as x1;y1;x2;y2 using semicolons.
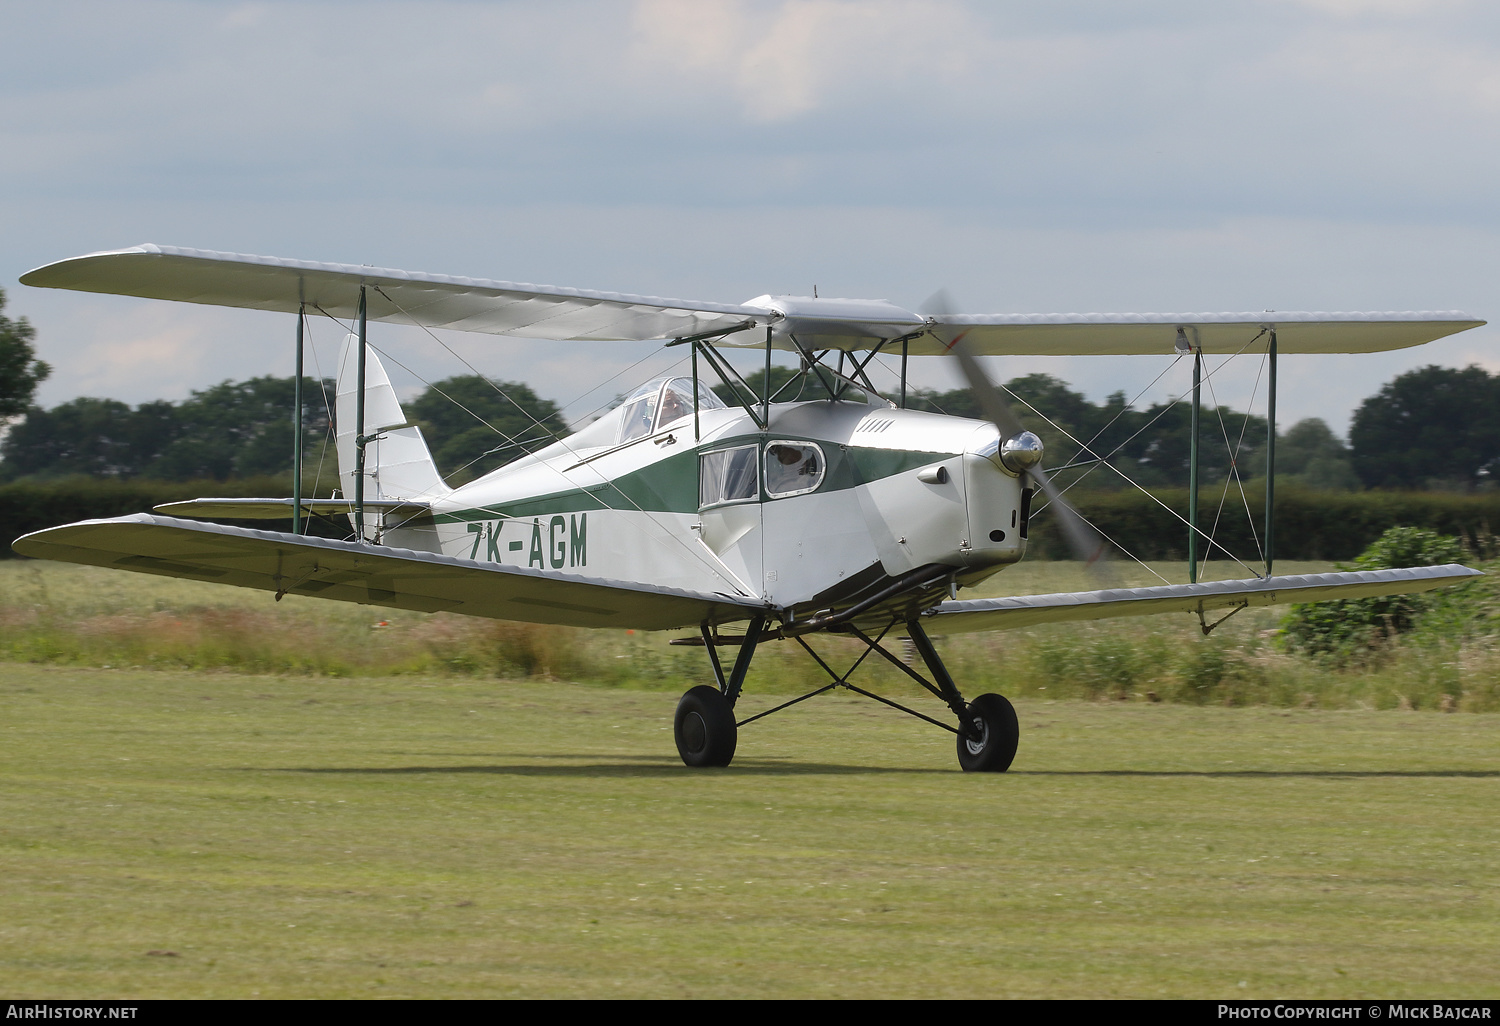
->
925;565;1482;635
12;515;764;631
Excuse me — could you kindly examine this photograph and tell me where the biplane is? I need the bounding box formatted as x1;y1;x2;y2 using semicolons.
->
13;244;1486;770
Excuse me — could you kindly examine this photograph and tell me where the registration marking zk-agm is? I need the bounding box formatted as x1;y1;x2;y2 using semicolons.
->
467;514;588;569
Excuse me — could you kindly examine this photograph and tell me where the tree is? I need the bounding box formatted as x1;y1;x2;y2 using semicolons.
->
1349;365;1500;491
1270;418;1359;491
0;377;332;482
147;376;329;481
409;376;569;484
0;397;143;479
0;288;51;418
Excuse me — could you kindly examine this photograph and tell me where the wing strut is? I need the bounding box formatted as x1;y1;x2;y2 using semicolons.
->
354;287;368;540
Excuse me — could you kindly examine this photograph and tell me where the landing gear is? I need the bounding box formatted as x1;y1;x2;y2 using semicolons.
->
673;612;1021;772
955;693;1019;773
674;685;737;767
673;616;767;768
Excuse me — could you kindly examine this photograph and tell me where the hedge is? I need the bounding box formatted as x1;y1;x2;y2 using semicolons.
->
2;476;344;555
1027;485;1500;563
6;477;1498;566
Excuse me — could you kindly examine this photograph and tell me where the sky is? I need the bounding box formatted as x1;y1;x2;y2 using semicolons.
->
3;0;1499;435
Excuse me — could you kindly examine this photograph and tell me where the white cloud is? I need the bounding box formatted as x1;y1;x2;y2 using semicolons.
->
629;0;975;122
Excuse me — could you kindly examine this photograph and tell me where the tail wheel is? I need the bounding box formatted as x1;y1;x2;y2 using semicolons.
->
956;693;1018;772
674;685;738;768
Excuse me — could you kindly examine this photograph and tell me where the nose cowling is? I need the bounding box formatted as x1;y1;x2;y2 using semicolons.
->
974;429;1045;477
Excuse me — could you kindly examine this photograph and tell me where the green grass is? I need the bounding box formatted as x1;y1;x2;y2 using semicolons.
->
4;557;1498;712
0;664;1496;998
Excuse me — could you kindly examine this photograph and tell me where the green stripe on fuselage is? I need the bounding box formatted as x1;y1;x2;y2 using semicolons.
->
433;438;955;523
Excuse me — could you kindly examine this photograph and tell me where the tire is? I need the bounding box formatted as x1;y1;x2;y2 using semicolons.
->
956;692;1019;772
674;685;738;768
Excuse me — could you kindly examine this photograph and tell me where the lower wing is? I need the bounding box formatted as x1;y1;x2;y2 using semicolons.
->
925;565;1482;634
12;514;764;631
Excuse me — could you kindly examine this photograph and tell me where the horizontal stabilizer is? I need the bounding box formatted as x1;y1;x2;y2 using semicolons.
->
153;498;429;520
926;565;1482;634
13;515;764;631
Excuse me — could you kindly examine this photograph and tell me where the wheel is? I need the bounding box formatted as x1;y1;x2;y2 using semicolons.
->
674;685;738;767
956;693;1018;772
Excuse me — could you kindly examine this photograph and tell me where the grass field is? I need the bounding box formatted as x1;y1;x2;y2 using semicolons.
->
4;558;1498;712
1;664;1497;999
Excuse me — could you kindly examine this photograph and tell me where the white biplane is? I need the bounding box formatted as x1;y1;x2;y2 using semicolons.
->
13;245;1486;770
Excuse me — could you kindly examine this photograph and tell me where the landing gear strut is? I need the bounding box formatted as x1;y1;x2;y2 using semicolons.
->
675;613;1019;772
673;615;767;769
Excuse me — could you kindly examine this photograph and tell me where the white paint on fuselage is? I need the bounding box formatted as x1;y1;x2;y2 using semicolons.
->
379;397;1028;614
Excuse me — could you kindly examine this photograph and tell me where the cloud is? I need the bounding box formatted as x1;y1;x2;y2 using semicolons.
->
629;0;974;122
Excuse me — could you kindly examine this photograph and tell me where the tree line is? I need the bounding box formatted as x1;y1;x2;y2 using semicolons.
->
2;286;1497;491
716;363;1500;492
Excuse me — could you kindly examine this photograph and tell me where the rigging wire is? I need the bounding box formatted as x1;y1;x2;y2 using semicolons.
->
1055;355;1187;471
299;313;339;515
1200;345;1268;575
1002;333;1269;579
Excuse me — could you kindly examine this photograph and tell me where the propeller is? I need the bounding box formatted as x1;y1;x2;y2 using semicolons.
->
922;290;1112;576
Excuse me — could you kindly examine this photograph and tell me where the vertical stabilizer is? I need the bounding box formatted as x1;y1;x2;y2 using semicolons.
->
336;334;451;504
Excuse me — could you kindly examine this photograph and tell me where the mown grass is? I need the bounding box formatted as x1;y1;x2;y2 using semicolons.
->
0;665;1496;998
2;557;1497;712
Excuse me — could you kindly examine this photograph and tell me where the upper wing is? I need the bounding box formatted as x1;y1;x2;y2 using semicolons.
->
20;244;763;343
22;246;1482;353
924;565;1482;634
12;514;764;631
913;311;1485;356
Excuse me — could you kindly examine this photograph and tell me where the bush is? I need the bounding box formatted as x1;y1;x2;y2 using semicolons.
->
1279;527;1465;660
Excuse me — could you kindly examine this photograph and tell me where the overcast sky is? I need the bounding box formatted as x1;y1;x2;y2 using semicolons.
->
3;0;1498;434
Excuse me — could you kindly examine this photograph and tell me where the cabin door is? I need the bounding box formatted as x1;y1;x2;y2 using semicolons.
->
697;442;764;600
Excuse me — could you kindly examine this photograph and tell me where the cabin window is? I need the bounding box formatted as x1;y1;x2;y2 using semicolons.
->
619;377;726;444
699;445;759;508
659;377;723;431
764;442;824;498
618;392;658;443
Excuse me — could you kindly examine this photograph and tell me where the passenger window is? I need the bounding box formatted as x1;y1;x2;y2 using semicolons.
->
699;445;759;508
764;442;824;498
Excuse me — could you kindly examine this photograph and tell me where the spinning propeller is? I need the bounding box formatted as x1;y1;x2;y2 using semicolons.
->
922;291;1111;575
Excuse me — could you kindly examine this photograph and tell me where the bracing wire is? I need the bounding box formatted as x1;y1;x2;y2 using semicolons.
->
1001;335;1269;579
300;314;339;510
1200;348;1268;575
1056;356;1187;471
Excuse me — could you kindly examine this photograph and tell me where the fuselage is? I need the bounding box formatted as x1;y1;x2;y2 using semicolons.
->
379;380;1030;620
